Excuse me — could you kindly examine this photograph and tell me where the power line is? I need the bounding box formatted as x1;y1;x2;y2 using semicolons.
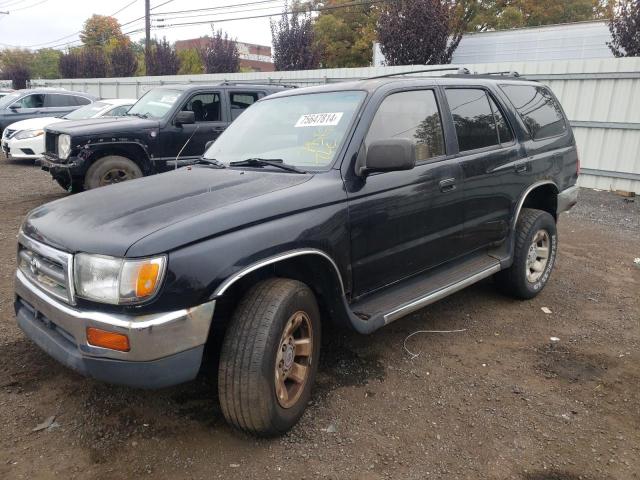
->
154;2;286;22
151;0;284;16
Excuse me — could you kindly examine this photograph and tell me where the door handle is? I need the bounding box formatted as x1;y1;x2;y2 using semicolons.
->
212;126;226;132
439;178;457;193
514;162;527;173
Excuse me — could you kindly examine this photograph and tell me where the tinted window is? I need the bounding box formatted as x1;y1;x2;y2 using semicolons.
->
501;85;566;139
230;91;261;120
47;94;77;107
366;90;445;162
74;96;92;106
445;89;499;152
488;97;514;144
183;92;220;122
14;94;44;109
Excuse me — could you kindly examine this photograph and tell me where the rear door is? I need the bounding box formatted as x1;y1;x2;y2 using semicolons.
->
346;88;467;297
44;93;81;117
227;90;265;121
443;87;522;253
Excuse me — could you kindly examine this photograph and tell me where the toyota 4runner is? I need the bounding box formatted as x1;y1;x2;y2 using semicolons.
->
15;71;579;436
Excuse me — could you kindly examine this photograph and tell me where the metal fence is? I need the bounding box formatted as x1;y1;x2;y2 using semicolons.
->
31;57;640;193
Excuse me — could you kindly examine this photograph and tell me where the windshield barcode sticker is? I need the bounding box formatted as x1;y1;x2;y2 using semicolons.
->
295;112;343;128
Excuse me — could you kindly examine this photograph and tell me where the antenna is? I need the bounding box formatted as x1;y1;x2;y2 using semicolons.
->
366;67;470;80
175;125;200;170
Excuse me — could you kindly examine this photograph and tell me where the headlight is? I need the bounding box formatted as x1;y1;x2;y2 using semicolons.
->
14;129;44;140
74;253;166;304
58;134;71;159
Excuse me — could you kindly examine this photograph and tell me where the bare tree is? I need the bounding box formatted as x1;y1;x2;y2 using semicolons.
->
271;4;319;71
199;29;240;74
146;38;180;76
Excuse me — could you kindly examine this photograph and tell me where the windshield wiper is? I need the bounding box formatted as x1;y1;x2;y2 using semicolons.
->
126;112;148;119
195;157;226;168
229;158;307;174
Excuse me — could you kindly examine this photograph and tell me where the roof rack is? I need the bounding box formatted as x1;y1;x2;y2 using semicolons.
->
483;71;521;77
218;80;297;88
366;67;471;80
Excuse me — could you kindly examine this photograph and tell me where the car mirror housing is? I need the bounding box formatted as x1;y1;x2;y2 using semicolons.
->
359;139;416;176
174;110;195;126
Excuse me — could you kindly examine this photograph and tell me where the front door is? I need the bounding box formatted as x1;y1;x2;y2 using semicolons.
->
4;93;45;125
346;89;467;297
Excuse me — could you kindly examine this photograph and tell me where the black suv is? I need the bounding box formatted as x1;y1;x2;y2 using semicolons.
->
15;72;579;436
0;88;96;136
40;83;288;191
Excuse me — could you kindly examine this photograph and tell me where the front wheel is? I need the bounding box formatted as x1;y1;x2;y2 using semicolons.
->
84;155;142;190
218;278;321;436
494;208;558;299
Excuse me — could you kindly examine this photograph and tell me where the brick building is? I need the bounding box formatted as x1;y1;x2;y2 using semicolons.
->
175;37;275;72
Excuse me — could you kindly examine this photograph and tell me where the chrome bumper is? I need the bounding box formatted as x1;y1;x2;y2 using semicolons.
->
15;269;215;362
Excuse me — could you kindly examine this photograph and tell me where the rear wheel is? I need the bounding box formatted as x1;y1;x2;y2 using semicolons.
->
495;208;558;299
218;278;321;436
84;155;142;190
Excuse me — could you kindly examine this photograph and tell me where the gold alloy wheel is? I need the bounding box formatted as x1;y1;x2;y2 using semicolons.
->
526;229;550;283
275;310;313;409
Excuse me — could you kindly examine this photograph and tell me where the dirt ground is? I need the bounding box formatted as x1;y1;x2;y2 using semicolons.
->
0;156;638;480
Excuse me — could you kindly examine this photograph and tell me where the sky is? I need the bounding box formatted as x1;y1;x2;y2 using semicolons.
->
0;0;282;50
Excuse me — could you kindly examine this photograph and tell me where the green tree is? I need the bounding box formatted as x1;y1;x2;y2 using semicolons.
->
32;48;61;79
80;15;125;47
312;0;378;68
608;0;640;56
178;48;204;74
0;48;34;88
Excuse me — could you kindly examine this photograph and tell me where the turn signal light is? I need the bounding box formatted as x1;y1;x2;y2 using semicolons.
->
86;327;130;352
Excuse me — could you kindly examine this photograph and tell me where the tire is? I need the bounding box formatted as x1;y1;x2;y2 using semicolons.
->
84;155;142;190
494;208;558;299
55;176;84;193
218;278;321;436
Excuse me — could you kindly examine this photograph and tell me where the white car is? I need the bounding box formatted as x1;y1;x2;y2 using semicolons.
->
2;98;135;160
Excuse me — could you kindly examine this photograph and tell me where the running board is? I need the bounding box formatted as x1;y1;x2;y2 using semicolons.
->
350;254;501;327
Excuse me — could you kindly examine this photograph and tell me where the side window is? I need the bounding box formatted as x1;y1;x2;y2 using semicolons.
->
74;96;92;106
104;105;130;117
365;90;445;162
445;88;499;152
47;94;77;107
14;94;44;109
230;91;261;121
500;84;566;140
182;92;221;122
488;96;514;144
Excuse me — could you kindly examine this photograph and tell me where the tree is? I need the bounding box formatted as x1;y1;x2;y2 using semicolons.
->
271;4;320;70
146;38;180;76
312;0;378;68
80;48;108;78
108;41;138;77
0;49;33;89
199;29;240;73
32;49;61;79
377;0;467;65
80;15;125;47
59;49;84;78
608;0;640;56
178;48;205;74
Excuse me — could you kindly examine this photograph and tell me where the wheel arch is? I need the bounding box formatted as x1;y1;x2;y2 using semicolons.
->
513;180;559;227
82;142;152;174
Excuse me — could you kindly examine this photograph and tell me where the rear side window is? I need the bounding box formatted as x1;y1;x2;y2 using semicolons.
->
74;96;92;106
488;96;514;144
230;91;262;120
445;88;501;152
47;94;77;107
500;85;566;140
366;90;445;162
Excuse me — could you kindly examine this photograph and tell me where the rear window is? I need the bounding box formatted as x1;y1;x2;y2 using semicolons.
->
500;84;566;140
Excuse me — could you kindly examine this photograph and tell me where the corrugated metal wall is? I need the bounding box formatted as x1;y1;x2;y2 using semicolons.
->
31;58;640;193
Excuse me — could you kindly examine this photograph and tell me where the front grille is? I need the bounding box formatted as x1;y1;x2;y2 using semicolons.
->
45;132;58;156
17;233;74;305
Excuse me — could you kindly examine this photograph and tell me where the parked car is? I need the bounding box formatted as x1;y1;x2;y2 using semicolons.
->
0;88;14;100
40;83;289;191
14;72;579;436
2;99;135;161
0;88;97;137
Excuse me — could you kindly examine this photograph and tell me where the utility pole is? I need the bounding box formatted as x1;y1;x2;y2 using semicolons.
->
144;0;151;74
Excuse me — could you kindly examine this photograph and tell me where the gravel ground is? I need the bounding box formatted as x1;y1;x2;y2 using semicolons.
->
0;156;638;480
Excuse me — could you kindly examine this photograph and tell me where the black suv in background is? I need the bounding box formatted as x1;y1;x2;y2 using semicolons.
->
0;88;96;136
15;72;579;436
40;83;289;191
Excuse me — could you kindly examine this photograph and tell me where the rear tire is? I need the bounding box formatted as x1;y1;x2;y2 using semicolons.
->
495;208;558;299
218;278;321;436
84;155;142;190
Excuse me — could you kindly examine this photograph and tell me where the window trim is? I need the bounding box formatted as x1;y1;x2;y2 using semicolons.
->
363;87;449;167
499;84;568;142
177;91;224;124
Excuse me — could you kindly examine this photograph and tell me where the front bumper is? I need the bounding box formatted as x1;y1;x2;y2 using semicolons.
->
557;185;579;214
5;135;44;159
15;270;215;388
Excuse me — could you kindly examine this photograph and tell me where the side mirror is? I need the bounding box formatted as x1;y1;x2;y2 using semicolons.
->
174;110;195;126
358;139;416;176
9;104;19;111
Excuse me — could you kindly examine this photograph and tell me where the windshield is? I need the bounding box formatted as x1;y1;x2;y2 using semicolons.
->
63;101;109;120
204;91;367;169
0;92;21;109
127;88;181;119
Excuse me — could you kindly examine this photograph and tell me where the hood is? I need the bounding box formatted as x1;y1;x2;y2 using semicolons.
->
23;167;315;257
6;116;63;132
46;116;159;137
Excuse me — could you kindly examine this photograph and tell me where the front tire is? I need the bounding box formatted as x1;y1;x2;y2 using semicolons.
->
218;278;321;436
84;155;142;190
495;208;558;299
